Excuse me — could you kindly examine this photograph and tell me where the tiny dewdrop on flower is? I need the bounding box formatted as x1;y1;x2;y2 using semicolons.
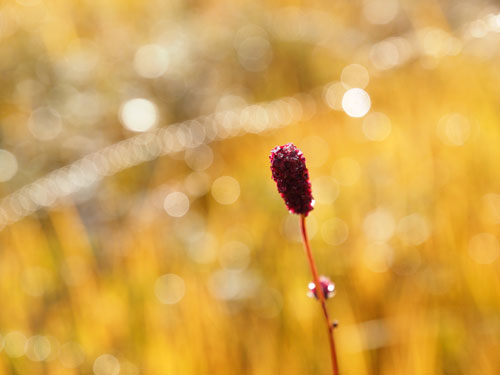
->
269;143;339;375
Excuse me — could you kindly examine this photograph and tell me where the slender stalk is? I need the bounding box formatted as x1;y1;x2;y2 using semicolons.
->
300;214;339;375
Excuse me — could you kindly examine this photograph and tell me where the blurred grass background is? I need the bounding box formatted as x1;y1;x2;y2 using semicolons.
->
1;0;500;374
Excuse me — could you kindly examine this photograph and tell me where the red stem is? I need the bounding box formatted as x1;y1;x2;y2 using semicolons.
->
300;214;339;375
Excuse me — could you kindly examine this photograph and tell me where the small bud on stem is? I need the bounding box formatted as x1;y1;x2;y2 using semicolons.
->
308;276;336;300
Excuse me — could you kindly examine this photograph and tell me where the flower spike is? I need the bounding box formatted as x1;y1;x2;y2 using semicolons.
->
269;143;314;216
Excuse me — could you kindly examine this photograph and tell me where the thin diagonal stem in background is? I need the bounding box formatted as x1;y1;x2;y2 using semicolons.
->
300;214;339;375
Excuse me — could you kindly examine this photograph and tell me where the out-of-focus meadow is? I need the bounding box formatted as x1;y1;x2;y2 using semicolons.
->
1;0;500;374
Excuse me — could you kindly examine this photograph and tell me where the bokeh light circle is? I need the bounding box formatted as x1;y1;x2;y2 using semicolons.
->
469;233;500;264
324;82;346;111
4;331;27;358
219;241;251;270
120;98;158;132
25;335;51;362
155;274;186;304
134;44;169;78
341;64;370;89
59;342;86;368
28;107;62;140
363;208;395;242
0;150;18;182
93;354;120;375
397;214;431;246
184;145;214;171
164;192;190;218
211;176;240;205
312;176;339;205
362;112;392;141
436;113;470;146
342;88;371;118
363;0;399;25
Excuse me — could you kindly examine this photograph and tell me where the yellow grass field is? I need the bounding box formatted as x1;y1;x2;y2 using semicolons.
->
0;0;500;374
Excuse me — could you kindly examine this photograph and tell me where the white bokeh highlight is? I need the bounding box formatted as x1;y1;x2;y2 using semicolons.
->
342;88;371;118
120;98;158;132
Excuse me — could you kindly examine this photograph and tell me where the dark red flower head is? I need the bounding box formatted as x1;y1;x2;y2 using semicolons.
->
308;276;336;300
270;143;314;216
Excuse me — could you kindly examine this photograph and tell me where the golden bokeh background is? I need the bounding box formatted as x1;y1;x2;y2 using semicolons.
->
1;0;500;374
